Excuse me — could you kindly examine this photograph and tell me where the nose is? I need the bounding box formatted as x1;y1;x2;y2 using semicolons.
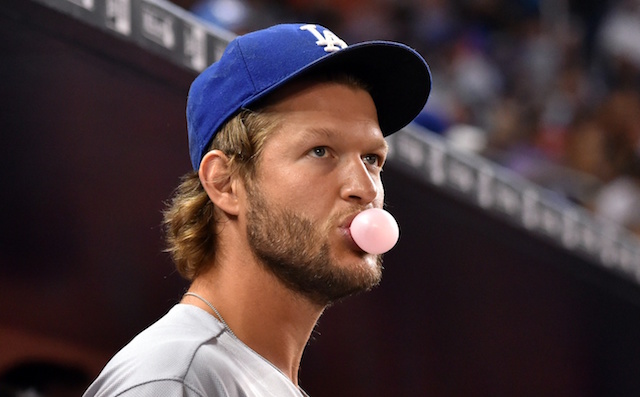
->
340;157;380;205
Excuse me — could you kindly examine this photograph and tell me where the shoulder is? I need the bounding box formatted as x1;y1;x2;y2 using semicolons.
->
84;304;229;397
84;305;306;397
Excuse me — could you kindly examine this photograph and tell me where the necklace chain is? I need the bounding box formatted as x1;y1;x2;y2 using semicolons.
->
184;292;237;339
184;292;309;396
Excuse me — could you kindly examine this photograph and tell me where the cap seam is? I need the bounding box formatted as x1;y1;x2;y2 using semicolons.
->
235;40;258;95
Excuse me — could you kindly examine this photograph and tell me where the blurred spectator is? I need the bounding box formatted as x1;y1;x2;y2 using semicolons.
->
594;176;640;235
589;90;640;234
597;0;640;90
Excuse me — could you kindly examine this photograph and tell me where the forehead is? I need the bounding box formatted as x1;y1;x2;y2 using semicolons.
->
260;80;383;143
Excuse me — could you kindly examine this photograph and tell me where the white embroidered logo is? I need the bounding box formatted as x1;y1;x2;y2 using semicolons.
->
300;24;348;53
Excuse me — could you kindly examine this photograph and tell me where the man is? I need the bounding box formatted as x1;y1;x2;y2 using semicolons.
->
84;23;431;396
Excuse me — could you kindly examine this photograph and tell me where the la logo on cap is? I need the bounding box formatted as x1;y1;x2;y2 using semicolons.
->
300;24;348;53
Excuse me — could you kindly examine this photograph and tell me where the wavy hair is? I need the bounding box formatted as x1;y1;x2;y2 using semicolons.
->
162;110;280;280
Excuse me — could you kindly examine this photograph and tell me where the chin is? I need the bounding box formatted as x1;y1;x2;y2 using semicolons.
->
338;246;381;270
336;252;383;282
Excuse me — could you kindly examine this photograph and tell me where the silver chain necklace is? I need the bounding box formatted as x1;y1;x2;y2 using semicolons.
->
185;292;309;397
184;292;237;339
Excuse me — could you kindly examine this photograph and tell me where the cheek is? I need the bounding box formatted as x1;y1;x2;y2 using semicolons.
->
262;170;326;207
375;180;385;206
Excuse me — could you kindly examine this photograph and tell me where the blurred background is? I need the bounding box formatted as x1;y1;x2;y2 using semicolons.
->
2;0;640;396
180;0;640;236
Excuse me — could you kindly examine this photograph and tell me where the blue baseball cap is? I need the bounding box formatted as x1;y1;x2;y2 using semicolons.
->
187;23;432;170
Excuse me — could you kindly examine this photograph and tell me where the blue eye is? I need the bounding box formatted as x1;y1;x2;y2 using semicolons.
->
363;154;380;166
311;147;327;157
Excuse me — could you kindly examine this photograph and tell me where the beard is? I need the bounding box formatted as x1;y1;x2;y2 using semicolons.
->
245;184;383;306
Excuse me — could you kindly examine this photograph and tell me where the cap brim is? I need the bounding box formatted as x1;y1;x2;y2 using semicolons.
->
243;41;431;136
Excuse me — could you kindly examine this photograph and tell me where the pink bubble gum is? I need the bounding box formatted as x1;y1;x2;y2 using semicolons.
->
349;208;400;254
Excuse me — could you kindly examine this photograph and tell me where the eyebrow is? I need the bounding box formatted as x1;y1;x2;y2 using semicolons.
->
300;127;333;139
301;127;389;151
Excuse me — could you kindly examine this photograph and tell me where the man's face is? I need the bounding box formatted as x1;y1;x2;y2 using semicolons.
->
244;80;388;305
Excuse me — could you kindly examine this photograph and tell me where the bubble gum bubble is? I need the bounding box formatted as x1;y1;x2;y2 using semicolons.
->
349;208;400;254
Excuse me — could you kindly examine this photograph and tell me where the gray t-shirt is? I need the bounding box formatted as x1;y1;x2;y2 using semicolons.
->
83;304;308;397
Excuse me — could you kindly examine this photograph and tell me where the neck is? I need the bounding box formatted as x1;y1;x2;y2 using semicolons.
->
183;258;325;384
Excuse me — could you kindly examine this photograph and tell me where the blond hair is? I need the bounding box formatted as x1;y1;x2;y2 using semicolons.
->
163;110;280;280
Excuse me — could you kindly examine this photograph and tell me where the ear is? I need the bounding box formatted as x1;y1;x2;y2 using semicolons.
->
199;150;241;216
